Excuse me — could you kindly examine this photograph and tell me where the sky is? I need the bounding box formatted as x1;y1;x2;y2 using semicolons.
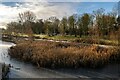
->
0;0;119;29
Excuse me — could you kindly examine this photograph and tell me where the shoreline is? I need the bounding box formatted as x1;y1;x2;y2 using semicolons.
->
0;63;10;79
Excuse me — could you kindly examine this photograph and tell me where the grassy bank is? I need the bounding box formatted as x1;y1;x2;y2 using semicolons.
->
73;38;118;46
2;33;119;46
2;38;15;43
8;41;120;68
34;35;119;46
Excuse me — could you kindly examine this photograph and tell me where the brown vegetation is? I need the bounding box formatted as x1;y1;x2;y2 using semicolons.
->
73;38;118;46
8;41;120;68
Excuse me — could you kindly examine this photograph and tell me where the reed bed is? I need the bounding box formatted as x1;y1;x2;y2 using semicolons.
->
8;41;120;68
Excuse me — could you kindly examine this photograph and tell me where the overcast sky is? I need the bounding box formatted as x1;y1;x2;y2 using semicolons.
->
0;0;119;28
0;0;120;2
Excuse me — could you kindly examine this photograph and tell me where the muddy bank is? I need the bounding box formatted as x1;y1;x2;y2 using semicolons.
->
0;63;10;79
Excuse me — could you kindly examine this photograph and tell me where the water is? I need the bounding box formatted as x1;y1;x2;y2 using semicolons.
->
0;40;120;78
0;40;75;78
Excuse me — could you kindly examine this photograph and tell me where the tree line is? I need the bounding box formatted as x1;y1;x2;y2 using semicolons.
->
5;8;120;40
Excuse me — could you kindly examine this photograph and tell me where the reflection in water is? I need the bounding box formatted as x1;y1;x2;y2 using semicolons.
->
0;40;120;78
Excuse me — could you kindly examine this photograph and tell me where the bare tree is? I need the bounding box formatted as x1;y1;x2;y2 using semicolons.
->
19;11;36;23
18;11;36;40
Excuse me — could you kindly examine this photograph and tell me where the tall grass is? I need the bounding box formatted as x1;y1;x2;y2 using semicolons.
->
8;41;120;68
73;38;118;46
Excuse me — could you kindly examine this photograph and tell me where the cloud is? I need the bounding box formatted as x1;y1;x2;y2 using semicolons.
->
0;2;77;28
0;3;28;28
0;0;119;2
0;0;118;29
